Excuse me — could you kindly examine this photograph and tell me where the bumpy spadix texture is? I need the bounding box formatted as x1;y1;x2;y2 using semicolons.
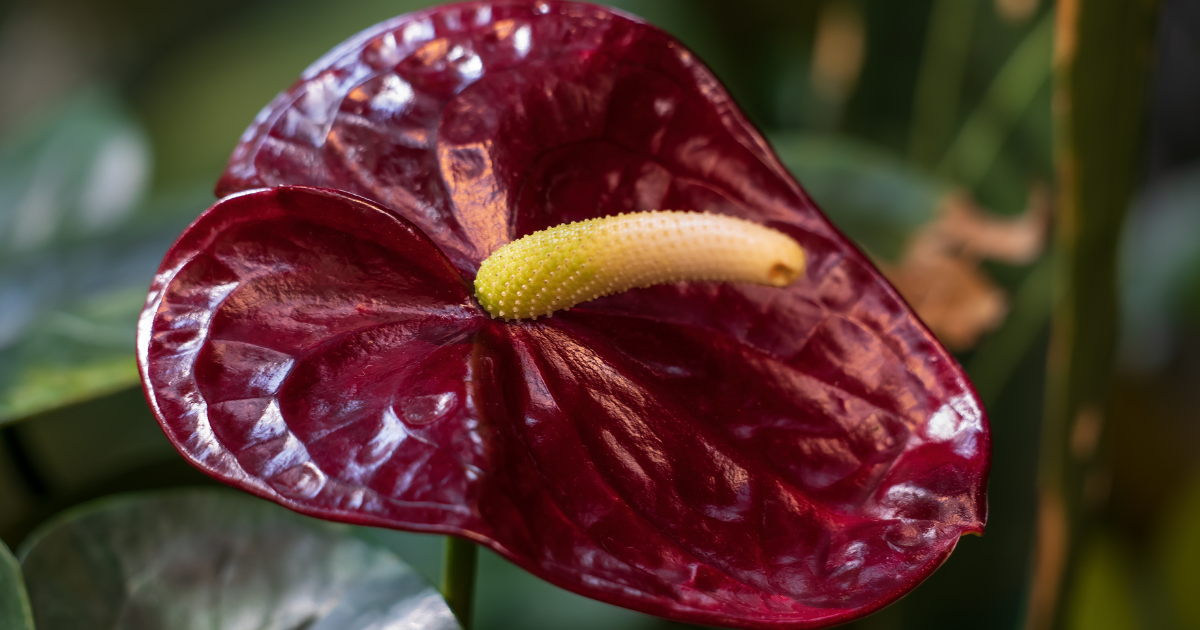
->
141;3;990;629
475;211;806;320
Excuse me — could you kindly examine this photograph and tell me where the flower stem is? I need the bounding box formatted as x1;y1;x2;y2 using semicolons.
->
441;536;477;628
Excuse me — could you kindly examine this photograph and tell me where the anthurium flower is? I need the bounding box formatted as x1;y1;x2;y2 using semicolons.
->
138;2;989;628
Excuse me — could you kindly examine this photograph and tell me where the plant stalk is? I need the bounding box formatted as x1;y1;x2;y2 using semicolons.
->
441;536;478;629
1023;1;1158;629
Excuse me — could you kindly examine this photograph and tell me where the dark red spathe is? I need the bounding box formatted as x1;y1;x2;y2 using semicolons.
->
138;2;989;628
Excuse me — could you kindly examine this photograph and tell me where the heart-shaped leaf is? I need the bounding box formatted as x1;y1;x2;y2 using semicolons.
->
17;489;460;630
142;3;990;628
0;539;34;630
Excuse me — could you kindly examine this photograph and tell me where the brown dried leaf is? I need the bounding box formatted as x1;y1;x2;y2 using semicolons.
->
936;186;1050;264
881;185;1049;350
880;248;1007;351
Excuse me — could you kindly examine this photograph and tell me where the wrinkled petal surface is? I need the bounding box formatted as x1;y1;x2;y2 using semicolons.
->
141;2;990;628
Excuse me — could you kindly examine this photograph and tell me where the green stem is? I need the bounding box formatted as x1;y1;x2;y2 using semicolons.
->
441;536;478;629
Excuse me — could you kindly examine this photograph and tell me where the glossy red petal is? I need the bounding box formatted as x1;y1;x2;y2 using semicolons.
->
217;1;814;276
140;191;985;629
494;314;983;623
140;187;483;514
141;2;995;627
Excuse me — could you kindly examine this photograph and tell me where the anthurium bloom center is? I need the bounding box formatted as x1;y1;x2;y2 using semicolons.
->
474;211;806;320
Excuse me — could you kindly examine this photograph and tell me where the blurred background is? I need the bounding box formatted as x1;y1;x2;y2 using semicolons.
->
0;0;1196;628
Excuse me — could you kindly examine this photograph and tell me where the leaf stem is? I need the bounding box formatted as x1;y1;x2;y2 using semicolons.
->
441;536;477;629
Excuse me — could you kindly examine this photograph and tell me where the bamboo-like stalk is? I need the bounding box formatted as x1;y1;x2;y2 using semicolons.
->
1023;1;1158;629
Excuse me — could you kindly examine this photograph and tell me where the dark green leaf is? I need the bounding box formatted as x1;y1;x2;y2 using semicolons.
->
0;538;34;630
18;489;460;630
0;90;205;425
935;12;1053;190
0;90;151;256
11;388;177;496
770;133;945;260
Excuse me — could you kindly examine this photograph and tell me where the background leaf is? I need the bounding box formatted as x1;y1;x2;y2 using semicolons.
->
1118;164;1200;372
17;489;461;630
0;90;203;425
1066;534;1143;630
0;90;151;254
1157;472;1200;628
0;538;33;630
0;388;213;546
770;132;945;260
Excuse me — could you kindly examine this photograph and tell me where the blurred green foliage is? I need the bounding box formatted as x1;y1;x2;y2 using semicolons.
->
0;538;34;630
771;133;944;261
1066;534;1142;630
1157;472;1200;628
0;0;1195;628
1119;166;1200;371
0;92;149;423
